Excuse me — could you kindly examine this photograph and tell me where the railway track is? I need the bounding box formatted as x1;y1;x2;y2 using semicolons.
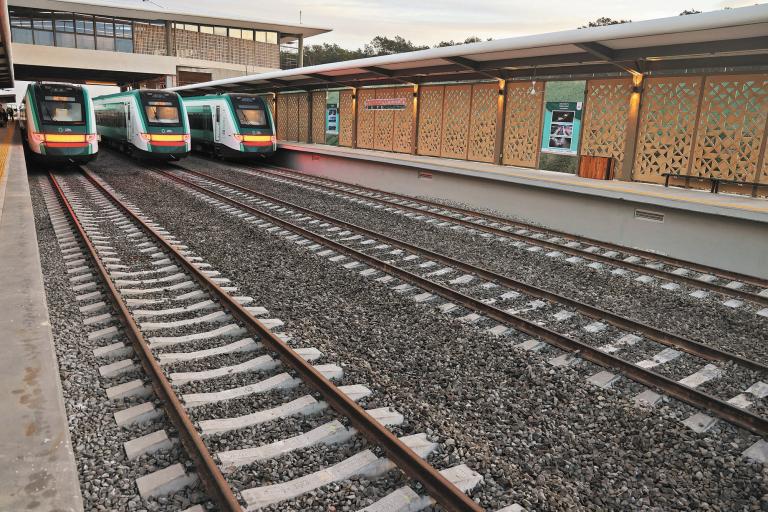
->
229;161;768;308
154;163;768;438
47;168;488;512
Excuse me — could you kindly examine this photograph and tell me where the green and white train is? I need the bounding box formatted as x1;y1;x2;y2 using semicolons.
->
183;93;276;159
19;83;99;164
94;89;190;160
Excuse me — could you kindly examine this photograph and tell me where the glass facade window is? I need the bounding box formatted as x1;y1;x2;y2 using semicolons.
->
32;12;55;46
114;19;133;53
55;12;76;48
9;6;282;66
95;17;115;50
10;14;34;44
75;14;95;49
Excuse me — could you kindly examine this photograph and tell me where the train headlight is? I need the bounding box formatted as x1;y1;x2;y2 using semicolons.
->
86;134;98;142
233;134;244;142
139;133;152;141
31;132;46;143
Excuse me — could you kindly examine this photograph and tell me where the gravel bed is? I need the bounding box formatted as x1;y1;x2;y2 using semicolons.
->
31;173;209;511
86;155;768;511
180;160;768;366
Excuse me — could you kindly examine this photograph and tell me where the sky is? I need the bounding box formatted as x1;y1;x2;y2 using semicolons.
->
3;0;764;103
128;0;762;48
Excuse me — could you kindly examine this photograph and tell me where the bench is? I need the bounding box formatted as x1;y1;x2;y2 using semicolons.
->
662;173;768;197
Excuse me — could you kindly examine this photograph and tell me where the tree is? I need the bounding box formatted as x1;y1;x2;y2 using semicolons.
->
362;36;429;56
679;9;702;15
302;43;364;66
579;17;631;28
434;36;485;48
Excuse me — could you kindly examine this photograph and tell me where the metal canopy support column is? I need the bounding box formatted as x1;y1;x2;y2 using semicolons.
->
493;80;507;164
298;35;304;67
619;75;644;181
412;85;420;155
351;88;359;149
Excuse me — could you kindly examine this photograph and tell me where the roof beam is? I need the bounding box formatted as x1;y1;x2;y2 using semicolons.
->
444;56;504;79
361;66;414;85
575;42;640;75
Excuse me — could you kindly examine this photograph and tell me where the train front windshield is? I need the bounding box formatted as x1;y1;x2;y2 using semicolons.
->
233;97;268;128
38;88;85;125
145;102;180;124
140;92;183;126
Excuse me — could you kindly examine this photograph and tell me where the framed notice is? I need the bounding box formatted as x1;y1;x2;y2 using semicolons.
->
325;91;339;145
364;97;407;111
541;101;582;155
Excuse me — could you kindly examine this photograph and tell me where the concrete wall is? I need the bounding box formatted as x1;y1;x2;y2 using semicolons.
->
273;149;768;279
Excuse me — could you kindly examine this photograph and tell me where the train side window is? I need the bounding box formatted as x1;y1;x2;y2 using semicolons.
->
216;106;220;122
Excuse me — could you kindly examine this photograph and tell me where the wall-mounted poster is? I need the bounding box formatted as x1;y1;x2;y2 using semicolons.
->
541;101;582;155
325;91;339;145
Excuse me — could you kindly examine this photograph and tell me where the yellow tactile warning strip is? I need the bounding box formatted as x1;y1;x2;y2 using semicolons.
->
280;143;768;215
0;124;14;182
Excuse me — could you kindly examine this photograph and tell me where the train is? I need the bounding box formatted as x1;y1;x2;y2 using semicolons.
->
19;83;99;165
93;89;190;160
183;93;276;159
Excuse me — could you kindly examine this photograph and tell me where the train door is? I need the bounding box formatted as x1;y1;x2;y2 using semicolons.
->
124;102;132;139
214;105;222;143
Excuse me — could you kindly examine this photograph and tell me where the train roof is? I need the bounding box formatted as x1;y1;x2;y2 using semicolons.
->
93;89;182;102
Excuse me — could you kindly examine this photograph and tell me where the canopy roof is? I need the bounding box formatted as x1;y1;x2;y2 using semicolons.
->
170;4;768;95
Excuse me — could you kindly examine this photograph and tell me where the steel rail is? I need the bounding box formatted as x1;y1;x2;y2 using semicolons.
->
243;163;768;305
156;167;768;437
80;168;483;512
257;163;768;290
172;165;768;375
48;172;243;512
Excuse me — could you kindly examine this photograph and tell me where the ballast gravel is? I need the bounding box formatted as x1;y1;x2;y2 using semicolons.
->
30;173;209;511
182;159;768;366
88;154;767;511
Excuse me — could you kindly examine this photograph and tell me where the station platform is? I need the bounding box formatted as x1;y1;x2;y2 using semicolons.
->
0;125;83;511
275;142;768;279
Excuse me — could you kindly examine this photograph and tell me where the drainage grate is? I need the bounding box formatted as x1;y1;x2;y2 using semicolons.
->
634;209;665;223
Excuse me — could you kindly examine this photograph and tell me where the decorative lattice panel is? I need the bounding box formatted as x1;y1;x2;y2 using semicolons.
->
265;95;275;122
440;85;472;160
374;88;395;152
297;93;310;143
581;79;633;169
632;77;702;184
502;81;544;167
762;134;768;186
417;86;444;157
311;91;326;144
467;83;499;163
356;88;376;149
392;88;414;154
275;94;287;141
284;94;300;142
691;75;768;183
339;90;354;147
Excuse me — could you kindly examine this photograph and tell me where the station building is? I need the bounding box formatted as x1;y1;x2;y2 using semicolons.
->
7;0;330;87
